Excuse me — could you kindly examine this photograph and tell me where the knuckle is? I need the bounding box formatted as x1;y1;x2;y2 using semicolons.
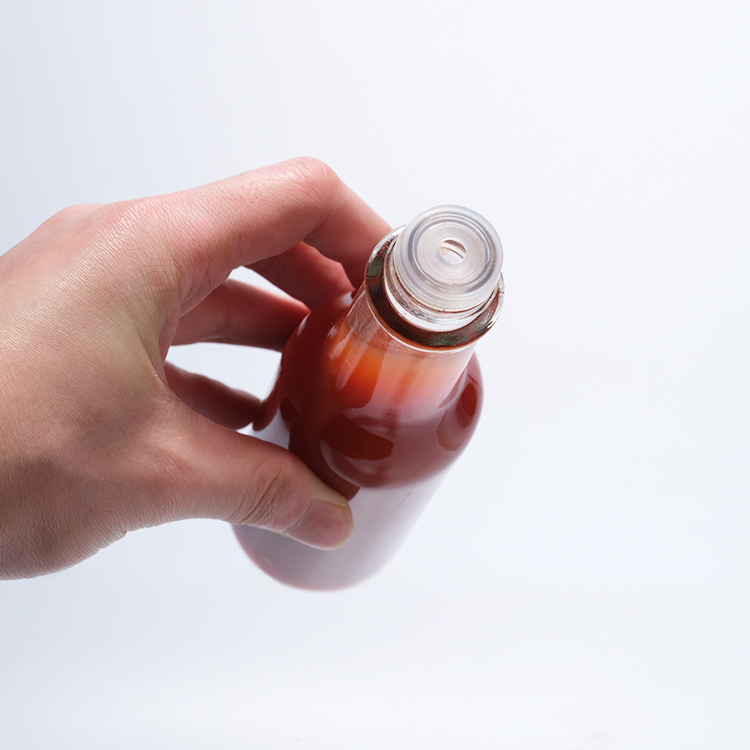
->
88;198;182;296
49;203;95;223
237;465;287;527
282;156;341;209
97;198;159;241
233;452;307;531
38;204;100;236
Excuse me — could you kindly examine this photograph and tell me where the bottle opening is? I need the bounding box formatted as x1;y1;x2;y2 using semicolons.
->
439;239;468;265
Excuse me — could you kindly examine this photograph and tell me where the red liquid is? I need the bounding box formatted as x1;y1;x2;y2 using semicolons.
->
234;288;483;590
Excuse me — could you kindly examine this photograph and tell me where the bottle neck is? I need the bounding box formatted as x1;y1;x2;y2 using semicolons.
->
365;206;504;349
330;287;478;416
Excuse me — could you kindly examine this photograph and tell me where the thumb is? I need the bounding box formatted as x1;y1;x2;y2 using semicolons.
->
156;404;353;549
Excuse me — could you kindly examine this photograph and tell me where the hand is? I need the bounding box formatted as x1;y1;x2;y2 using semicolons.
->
0;158;390;579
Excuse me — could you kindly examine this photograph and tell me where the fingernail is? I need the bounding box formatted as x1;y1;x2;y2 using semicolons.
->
285;495;353;549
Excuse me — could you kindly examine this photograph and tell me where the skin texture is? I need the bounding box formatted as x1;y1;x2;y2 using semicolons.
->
0;158;391;579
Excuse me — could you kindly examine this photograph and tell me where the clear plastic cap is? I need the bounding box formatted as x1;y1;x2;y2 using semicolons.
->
386;205;503;332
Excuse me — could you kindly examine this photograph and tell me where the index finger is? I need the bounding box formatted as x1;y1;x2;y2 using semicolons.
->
152;157;390;307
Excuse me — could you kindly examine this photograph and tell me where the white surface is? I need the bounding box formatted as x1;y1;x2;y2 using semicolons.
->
1;1;749;748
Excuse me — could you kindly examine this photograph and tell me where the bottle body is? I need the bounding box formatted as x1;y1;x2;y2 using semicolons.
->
235;206;503;590
234;289;483;590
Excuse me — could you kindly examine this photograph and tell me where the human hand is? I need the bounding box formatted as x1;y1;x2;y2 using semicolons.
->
0;158;390;579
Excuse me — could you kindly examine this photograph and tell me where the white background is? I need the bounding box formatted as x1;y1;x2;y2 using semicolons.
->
1;1;749;748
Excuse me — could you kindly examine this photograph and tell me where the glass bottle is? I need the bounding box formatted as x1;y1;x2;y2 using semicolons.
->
234;205;504;590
